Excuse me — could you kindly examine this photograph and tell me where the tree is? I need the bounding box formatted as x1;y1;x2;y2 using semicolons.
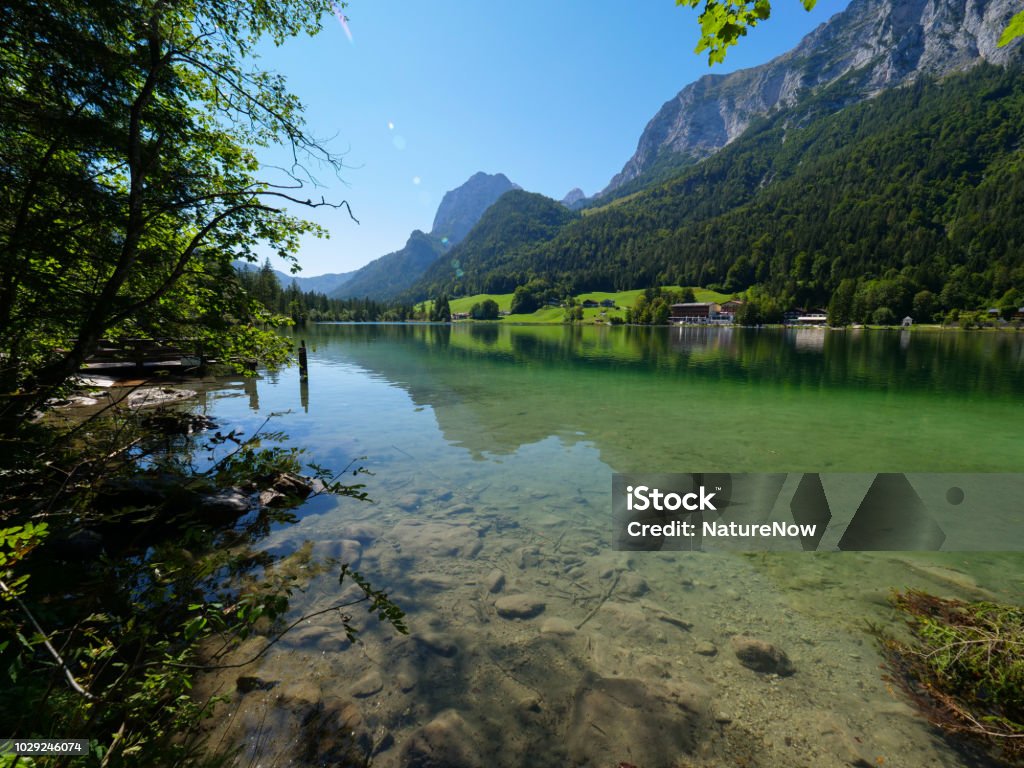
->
912;290;938;322
0;0;353;420
676;0;816;64
510;285;539;315
677;0;1023;64
431;295;451;322
470;299;499;320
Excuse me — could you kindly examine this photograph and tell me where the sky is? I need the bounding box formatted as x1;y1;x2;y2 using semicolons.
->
255;0;850;277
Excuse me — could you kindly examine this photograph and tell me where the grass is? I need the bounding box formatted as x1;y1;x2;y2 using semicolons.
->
424;287;736;325
873;590;1024;765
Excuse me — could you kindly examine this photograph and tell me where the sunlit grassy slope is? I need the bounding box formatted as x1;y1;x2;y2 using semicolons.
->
419;287;734;324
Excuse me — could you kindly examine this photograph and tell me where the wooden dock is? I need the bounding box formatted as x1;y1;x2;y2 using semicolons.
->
82;339;204;374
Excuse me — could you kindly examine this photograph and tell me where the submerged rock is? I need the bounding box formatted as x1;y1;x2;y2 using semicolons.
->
413;632;459;657
620;572;650;597
566;674;712;766
694;641;718;657
730;635;795;676
495;594;546;620
390;520;482;560
198;488;250;521
401;710;483;768
352;669;383;698
124;387;197;409
540;617;576;636
235;675;277;693
485;569;506;594
314;538;362;568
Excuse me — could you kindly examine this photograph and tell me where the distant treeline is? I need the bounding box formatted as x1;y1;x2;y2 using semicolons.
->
237;260;413;322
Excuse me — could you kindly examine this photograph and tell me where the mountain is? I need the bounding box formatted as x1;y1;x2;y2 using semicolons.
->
411;190;580;299
331;171;519;300
600;0;1021;198
430;172;521;245
232;261;355;294
406;63;1024;318
560;188;587;208
331;231;444;300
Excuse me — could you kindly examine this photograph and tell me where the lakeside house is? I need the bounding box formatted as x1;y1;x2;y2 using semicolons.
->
796;311;828;326
669;302;721;323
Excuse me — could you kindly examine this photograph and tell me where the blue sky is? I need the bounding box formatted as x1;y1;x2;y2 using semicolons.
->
257;0;849;276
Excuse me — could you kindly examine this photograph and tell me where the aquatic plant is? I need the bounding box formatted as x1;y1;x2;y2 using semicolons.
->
874;589;1024;765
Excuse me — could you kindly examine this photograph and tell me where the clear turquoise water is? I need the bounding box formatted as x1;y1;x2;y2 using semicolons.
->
196;324;1024;768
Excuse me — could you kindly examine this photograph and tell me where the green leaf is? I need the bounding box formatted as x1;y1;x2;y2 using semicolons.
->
998;9;1024;47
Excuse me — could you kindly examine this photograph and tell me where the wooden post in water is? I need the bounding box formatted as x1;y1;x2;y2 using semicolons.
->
298;340;309;382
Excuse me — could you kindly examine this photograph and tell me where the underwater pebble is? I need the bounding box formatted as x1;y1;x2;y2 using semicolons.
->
731;635;795;676
352;670;383;698
620;572;649;597
540;617;576;636
485;569;506;594
397;494;421;511
413;632;458;657
495;594;546;619
694;641;718;657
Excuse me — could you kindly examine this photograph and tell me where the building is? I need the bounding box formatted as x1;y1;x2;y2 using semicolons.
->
670;302;720;322
600;299;616;307
796;312;828;326
582;299;600;308
720;299;744;314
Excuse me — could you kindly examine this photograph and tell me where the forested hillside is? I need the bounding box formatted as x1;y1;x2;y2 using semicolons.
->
407;65;1024;320
412;190;580;299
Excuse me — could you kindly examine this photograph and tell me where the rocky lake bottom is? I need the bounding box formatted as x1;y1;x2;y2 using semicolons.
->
194;476;1019;768
182;324;1023;767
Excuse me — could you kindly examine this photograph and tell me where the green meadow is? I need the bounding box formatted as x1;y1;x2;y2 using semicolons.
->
419;287;734;324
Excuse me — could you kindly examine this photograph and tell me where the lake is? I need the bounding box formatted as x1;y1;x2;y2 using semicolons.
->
194;324;1024;767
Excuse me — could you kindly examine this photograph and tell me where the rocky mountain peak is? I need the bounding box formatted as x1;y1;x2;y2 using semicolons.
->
430;172;520;245
560;187;587;208
600;0;1021;196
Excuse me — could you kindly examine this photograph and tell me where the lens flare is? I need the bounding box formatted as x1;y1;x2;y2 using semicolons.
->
330;2;353;42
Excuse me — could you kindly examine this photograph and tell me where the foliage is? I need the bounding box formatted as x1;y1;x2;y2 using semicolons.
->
874;590;1024;765
237;259;413;323
675;0;814;65
430;295;452;322
678;0;1023;64
510;286;540;315
0;0;352;418
0;404;404;766
997;9;1024;48
469;299;500;320
627;287;696;324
